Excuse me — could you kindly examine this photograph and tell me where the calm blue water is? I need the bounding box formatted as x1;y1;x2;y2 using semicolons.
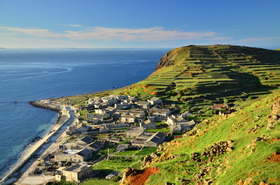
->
0;48;168;177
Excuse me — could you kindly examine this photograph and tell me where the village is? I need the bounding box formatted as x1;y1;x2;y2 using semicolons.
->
24;95;199;184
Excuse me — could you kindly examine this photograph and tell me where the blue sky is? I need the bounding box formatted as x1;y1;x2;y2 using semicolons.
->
0;0;279;48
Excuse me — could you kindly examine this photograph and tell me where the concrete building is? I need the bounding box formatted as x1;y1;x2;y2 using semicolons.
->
148;97;163;106
121;114;135;123
55;148;93;163
151;108;171;121
63;163;93;183
137;101;151;109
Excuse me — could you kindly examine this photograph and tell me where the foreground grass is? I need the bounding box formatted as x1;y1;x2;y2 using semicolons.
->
82;179;118;185
146;89;280;185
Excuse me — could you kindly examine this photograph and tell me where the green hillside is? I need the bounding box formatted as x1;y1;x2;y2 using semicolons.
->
131;89;279;185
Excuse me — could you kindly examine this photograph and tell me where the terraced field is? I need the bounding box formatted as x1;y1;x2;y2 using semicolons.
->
117;45;280;114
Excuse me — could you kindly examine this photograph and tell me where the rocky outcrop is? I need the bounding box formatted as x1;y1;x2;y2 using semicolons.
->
247;124;264;133
271;97;280;115
267;97;280;130
201;140;234;158
142;152;160;167
246;135;270;154
238;178;270;185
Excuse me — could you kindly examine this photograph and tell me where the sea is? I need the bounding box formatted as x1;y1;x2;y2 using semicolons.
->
0;48;169;178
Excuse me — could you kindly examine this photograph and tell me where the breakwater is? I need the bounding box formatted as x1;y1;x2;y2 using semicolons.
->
30;100;69;125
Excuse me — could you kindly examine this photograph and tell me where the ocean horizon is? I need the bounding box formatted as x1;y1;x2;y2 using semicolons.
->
0;48;168;178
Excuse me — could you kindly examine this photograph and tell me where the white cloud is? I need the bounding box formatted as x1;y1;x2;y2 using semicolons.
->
235;37;280;44
0;26;218;42
69;24;82;27
0;27;61;38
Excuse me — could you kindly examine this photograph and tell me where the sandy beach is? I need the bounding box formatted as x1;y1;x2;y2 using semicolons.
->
0;100;75;185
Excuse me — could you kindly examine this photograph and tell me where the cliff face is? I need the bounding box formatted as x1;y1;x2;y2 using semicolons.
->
155;50;176;71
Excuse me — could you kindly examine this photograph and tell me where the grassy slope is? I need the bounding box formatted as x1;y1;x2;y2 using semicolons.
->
146;89;280;185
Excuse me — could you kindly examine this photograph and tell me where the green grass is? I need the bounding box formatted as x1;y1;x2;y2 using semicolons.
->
94;159;135;172
146;128;170;134
155;121;166;126
115;147;157;157
146;89;280;185
81;179;118;185
136;147;157;156
114;150;139;156
99;144;117;156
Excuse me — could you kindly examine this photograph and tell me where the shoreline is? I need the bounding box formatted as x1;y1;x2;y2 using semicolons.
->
0;99;73;185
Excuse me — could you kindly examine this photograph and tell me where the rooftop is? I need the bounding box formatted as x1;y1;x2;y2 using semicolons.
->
64;163;90;172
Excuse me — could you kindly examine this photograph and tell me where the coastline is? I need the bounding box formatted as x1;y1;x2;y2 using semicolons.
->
0;99;73;185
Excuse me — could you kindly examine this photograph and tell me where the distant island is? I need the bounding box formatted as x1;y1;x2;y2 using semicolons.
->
3;45;280;185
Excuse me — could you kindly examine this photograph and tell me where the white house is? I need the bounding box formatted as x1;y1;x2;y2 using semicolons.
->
121;114;135;123
137;101;151;109
148;97;163;106
151;108;171;121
